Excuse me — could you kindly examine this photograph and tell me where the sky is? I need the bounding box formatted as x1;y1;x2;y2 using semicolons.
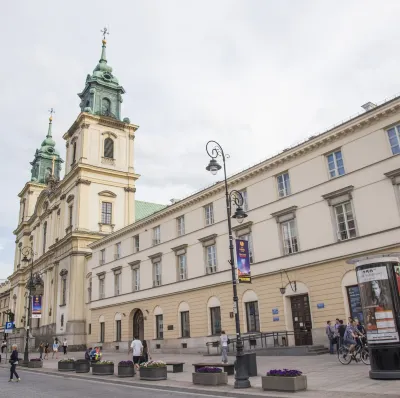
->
1;0;400;279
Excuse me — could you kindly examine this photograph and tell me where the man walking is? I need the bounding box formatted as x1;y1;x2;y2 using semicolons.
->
326;320;335;354
129;336;143;371
220;330;229;363
62;338;68;355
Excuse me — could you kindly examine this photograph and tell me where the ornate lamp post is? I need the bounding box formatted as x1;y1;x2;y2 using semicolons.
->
21;247;36;363
205;140;250;389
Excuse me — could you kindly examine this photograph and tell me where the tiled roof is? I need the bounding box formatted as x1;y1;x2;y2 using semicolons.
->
135;200;167;222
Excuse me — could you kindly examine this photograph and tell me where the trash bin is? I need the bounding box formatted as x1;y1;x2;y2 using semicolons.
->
243;352;257;377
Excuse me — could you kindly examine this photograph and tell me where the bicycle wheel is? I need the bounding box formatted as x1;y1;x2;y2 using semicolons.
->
361;347;370;365
338;346;352;365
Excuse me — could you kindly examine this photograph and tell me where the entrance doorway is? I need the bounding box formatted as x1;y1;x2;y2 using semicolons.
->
133;309;144;341
290;294;313;346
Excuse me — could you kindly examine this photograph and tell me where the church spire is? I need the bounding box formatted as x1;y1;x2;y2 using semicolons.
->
47;108;55;139
99;27;109;64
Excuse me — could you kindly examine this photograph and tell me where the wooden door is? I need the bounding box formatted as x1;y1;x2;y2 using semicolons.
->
290;294;313;346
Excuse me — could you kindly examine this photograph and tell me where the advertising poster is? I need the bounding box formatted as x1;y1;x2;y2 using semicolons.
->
347;285;364;324
235;239;251;283
394;264;400;296
32;295;42;319
357;266;399;344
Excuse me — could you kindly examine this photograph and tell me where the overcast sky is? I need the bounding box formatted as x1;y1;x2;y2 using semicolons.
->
1;0;400;279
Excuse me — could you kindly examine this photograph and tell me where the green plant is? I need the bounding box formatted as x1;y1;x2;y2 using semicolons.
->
140;360;166;368
95;360;114;365
59;358;75;363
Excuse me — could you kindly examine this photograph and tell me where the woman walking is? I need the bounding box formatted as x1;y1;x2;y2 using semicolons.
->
44;342;49;360
38;342;44;360
142;340;151;363
62;338;68;355
9;344;20;382
52;339;59;359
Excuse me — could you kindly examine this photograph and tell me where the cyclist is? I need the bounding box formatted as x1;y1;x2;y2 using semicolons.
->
343;320;358;354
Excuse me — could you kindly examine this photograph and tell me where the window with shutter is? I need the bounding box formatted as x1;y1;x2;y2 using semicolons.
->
104;138;114;159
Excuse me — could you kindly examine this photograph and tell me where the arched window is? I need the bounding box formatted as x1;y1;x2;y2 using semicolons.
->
72;142;77;164
104;138;114;159
42;221;47;255
102;98;111;116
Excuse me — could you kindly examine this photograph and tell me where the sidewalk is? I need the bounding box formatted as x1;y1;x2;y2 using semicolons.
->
2;351;399;398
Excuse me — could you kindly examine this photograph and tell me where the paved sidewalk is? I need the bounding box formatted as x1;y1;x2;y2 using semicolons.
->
2;351;399;398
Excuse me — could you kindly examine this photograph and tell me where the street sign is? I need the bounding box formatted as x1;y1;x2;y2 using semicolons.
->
5;321;14;333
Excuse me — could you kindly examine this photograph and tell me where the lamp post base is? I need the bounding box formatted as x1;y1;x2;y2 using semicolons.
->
234;354;251;389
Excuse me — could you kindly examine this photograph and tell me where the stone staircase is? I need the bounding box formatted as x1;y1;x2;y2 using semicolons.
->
224;344;329;357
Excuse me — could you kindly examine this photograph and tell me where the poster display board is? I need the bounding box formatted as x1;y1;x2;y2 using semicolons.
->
235;239;251;283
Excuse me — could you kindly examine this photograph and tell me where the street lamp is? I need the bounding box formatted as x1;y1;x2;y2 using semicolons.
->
21;246;36;363
205;140;250;389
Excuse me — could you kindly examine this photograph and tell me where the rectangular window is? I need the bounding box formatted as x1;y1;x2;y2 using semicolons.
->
115;320;122;342
177;216;185;236
210;307;221;335
132;268;140;291
180;311;190;338
134;235;140;253
42;222;47;254
114;273;121;296
245;301;260;332
100;322;105;343
88;279;92;302
101;202;112;224
178;254;187;281
68;206;73;227
100;249;105;266
153;262;162;286
239;233;254;263
204;204;214;226
281;220;299;255
334;201;357;240
156;314;164;339
206;245;217;274
327;150;345;178
115;242;121;260
88;323;91;335
61;277;67;306
99;278;105;299
387;125;400;155
277;172;291;198
153;226;161;245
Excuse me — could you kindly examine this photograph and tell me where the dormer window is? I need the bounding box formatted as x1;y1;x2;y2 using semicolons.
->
104;138;114;159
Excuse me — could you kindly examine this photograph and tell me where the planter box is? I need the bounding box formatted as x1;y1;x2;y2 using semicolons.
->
28;361;43;368
140;366;167;380
261;375;307;392
192;372;228;386
75;360;90;373
92;363;114;376
118;365;135;378
58;361;75;372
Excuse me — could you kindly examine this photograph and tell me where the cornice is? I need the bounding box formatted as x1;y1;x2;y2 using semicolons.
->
171;243;188;252
148;252;163;260
322;185;354;200
75;178;91;186
271;206;298;219
124;187;136;193
232;220;253;232
198;234;218;243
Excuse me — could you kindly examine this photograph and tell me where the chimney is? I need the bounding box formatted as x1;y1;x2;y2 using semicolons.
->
361;102;377;112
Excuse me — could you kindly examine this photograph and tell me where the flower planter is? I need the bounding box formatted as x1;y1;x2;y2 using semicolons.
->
140;366;167;380
192;372;228;386
92;363;114;376
28;361;43;368
75;360;90;373
58;361;75;372
118;365;135;378
261;375;307;392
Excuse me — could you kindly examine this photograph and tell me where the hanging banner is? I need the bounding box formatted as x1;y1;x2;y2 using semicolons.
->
235;239;251;283
357;266;399;344
32;296;42;319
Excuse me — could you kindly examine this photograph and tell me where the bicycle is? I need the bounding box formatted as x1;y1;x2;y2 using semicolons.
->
337;337;369;365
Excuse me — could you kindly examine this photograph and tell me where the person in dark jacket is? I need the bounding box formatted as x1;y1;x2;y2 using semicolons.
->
9;344;20;382
338;320;346;347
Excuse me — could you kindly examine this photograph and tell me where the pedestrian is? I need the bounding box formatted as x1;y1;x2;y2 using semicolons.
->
220;330;229;363
129;336;143;371
1;340;6;354
142;340;151;363
62;338;68;355
338;320;346;348
38;342;44;360
52;339;59;359
325;321;335;354
9;344;20;382
44;342;49;360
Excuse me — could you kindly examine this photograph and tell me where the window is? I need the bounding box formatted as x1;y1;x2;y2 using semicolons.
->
204;204;214;226
239;233;254;263
327;150;345;178
245;301;260;332
42;221;47;254
334;202;356;240
100;322;105;343
115;320;121;342
115;242;121;260
281;220;299;255
132;268;140;291
153;226;161;245
177;216;185;236
156;314;164;339
88;279;92;302
153;262;161;286
68;206;73;227
88;323;91;335
114;273;121;296
134;235;139;253
277;172;291;197
21;200;25;223
104;137;114;159
210;307;221;335
180;311;190;338
100;249;105;266
72;142;77;164
238;190;249;212
387;125;400;155
99;278;105;299
61;275;67;306
178;254;187;281
101;202;112;224
206;245;217;274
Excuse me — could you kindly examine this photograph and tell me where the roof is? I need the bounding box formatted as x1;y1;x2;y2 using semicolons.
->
135;200;167;222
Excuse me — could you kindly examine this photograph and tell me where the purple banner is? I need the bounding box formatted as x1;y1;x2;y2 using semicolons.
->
32;295;42;319
236;239;251;283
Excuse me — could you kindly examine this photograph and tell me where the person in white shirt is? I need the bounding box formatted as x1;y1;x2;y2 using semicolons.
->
62;338;68;355
220;330;229;363
129;336;143;369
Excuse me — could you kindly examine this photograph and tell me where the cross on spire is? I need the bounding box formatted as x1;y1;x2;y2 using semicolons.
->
48;108;55;121
101;26;109;41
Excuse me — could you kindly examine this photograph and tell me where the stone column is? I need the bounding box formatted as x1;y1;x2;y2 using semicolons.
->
75;179;91;231
124;187;135;226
